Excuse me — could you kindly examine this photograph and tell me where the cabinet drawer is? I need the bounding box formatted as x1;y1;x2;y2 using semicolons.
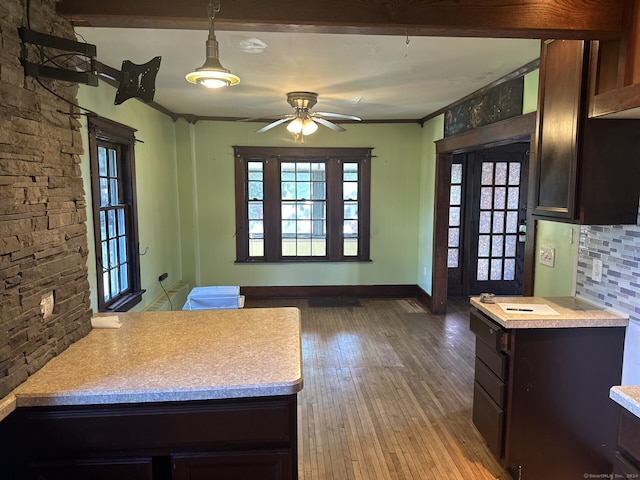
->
619;410;640;463
470;310;508;352
475;338;509;380
172;450;292;480
472;381;505;458
474;356;506;408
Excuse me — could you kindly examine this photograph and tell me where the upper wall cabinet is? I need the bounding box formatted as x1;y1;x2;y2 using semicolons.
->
589;0;640;118
532;39;640;225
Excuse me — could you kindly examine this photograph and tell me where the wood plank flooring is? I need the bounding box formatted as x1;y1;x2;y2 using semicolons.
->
244;297;511;480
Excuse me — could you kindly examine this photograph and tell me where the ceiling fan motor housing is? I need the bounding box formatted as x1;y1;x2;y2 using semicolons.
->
287;91;318;110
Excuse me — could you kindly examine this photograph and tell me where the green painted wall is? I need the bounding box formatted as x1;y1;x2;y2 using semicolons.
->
523;69;539;115
533;221;579;297
76;65;565;307
183;121;423;287
77;82;183;311
417;115;444;295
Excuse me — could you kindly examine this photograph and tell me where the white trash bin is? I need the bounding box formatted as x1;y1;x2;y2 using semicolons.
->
182;286;245;310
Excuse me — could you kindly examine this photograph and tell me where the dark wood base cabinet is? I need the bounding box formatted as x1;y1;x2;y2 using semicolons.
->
0;395;297;480
614;410;640;477
470;308;625;479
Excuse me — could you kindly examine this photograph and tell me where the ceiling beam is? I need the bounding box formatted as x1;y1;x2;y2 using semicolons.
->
57;0;626;40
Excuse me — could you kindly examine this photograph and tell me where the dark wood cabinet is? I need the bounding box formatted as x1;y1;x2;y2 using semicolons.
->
26;458;154;480
614;409;640;476
172;451;292;480
0;395;298;480
470;308;626;479
589;1;640;118
532;39;640;225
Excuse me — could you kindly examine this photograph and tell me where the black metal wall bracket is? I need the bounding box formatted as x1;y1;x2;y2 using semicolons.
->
18;27;161;105
19;27;99;86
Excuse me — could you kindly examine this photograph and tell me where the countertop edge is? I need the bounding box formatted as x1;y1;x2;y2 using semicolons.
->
470;296;629;329
0;394;16;422
13;379;304;408
610;386;640;419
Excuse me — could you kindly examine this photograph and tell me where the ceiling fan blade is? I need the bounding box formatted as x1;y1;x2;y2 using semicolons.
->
314;117;346;132
238;114;289;123
255;117;291;133
315;111;361;121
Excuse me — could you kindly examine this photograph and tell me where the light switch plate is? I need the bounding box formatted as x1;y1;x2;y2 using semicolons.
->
539;247;555;267
592;259;603;283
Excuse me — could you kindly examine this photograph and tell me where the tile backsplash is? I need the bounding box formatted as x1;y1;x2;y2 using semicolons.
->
577;213;640;386
576;214;640;322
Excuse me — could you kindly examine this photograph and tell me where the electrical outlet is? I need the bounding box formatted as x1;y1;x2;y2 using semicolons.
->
158;273;168;282
40;291;54;319
539;247;555;267
592;259;603;283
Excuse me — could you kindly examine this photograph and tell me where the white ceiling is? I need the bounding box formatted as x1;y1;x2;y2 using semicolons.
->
76;27;541;122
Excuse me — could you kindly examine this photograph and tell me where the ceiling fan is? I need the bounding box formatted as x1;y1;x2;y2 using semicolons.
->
254;91;361;138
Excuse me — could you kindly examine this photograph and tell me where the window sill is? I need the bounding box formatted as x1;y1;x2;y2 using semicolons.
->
105;290;146;312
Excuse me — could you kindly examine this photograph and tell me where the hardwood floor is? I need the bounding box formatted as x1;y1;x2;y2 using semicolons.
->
244;297;511;480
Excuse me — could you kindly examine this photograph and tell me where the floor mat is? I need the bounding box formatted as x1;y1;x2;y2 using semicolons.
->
308;297;361;308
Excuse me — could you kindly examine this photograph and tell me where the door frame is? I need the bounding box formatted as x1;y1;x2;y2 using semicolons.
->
430;112;537;314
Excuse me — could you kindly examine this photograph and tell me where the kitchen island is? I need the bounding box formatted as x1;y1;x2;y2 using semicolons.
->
0;307;303;480
469;296;628;480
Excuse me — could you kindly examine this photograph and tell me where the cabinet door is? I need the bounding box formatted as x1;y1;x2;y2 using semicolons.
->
30;457;153;480
472;382;505;458
172;450;293;480
532;39;587;220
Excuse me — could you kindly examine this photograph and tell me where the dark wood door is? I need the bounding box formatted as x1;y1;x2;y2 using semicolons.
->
448;143;529;296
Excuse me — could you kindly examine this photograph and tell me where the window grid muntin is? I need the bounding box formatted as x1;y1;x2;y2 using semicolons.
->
343;162;359;256
97;144;131;305
235;148;371;263
281;161;327;257
448;162;463;268
247;161;265;257
476;161;521;282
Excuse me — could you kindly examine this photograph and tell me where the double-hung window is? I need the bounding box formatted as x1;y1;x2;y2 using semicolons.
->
234;146;372;262
88;116;143;311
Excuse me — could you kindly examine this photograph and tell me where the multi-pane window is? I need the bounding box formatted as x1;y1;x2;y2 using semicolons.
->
281;161;327;257
447;163;463;268
88;117;143;311
477;161;521;281
234;146;371;263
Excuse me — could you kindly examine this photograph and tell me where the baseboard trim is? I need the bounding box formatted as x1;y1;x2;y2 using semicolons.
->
416;285;434;313
241;284;418;299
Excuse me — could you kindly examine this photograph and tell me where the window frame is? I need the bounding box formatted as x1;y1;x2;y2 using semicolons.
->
234;146;372;263
88;116;144;312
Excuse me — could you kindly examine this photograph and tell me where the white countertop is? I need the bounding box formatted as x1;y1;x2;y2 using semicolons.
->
610;386;640;419
470;296;629;329
0;307;302;418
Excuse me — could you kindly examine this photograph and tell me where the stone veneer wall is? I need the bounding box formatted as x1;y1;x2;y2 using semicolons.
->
0;0;92;398
576;211;640;322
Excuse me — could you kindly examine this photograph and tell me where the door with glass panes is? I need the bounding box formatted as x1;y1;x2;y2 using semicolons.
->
447;143;529;296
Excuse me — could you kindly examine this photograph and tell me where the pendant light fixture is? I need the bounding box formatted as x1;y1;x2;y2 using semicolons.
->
185;0;240;88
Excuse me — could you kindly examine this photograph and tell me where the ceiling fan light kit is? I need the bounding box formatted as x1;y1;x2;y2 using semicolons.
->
186;0;239;88
256;91;361;141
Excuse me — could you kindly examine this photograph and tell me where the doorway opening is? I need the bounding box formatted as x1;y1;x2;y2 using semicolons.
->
430;113;536;314
447;143;529;297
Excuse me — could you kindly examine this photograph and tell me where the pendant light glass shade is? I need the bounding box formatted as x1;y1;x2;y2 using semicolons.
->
186;1;239;88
